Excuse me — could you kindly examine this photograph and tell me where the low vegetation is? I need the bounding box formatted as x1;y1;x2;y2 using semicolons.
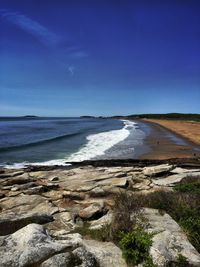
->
119;227;155;266
174;175;200;194
111;113;200;121
76;192;156;266
141;182;200;252
75;176;200;265
176;253;190;267
76;223;112;242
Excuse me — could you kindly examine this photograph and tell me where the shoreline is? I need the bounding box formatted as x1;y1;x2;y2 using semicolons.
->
0;118;200;168
1;157;200;172
143;119;200;145
137;119;200;160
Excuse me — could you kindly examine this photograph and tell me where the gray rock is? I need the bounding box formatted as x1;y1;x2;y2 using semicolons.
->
23;185;47;195
9;182;37;191
49;176;59;181
0;224;79;267
76;184;97;192
47;212;75;234
114;172;127;178
0;194;59;237
89;187;106;197
84;239;127;267
0;170;24;179
0;194;59;216
143;208;200;266
0;213;53;235
41;249;98;267
97;177;128;188
152;172;200;187
89;212;113;230
131;179;151;191
170;167;200;174
73;247;99;267
40;252;72;267
78;202;107;220
143;164;173;177
63;191;85;200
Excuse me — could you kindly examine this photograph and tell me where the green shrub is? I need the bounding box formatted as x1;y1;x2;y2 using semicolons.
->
175;182;200;194
76;223;112;242
75;192;156;266
176;253;189;267
119;227;153;265
174;176;200;194
143;256;157;267
179;216;200;250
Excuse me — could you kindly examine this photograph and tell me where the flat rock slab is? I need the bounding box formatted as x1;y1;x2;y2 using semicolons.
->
0;170;24;179
0;174;31;187
131;179;151;191
171;167;200;174
143;164;173;176
0;194;59;218
152;172;200;186
143;208;200;266
97;177;128;188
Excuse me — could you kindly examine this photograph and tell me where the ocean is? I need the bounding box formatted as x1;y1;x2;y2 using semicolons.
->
0;117;148;167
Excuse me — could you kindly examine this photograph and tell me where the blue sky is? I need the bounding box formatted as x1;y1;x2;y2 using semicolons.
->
0;0;200;116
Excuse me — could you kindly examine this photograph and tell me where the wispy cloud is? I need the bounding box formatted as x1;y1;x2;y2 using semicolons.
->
0;9;60;46
0;9;89;77
69;51;88;59
64;45;88;59
67;65;75;76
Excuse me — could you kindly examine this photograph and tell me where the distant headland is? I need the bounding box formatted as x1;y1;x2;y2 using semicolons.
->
22;115;38;118
110;113;200;122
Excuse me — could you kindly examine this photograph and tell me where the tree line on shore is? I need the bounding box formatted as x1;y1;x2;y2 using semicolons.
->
109;113;200;121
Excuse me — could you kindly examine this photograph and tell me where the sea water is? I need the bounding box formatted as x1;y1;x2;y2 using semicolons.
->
0;117;147;167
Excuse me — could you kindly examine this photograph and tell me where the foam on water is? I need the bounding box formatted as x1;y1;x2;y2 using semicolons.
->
0;162;29;169
1;159;71;169
65;120;137;162
2;120;136;168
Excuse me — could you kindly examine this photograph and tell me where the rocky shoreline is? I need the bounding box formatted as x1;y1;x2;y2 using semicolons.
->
0;158;200;266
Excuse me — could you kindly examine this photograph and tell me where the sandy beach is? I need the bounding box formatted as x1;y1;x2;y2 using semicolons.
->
144;119;200;145
139;119;200;160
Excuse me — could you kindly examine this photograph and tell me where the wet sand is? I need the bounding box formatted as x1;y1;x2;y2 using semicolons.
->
139;120;200;160
144;119;200;145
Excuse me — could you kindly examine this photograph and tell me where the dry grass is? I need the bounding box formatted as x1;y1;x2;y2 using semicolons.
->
112;191;143;235
144;119;200;145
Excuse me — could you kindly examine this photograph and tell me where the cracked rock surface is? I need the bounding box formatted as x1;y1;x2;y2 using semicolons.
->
0;161;200;266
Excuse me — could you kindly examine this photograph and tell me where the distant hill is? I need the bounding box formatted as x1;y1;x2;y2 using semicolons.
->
80;116;95;119
22;115;38;118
